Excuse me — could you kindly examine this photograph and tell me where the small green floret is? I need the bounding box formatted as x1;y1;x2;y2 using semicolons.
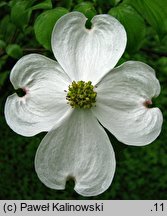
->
66;81;97;109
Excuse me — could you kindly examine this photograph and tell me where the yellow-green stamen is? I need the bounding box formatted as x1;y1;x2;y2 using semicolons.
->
66;81;97;109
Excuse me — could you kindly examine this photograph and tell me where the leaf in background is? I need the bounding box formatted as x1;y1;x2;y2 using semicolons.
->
0;15;17;42
109;4;146;53
0;71;9;88
0;55;7;71
73;2;96;26
110;0;122;6
6;44;23;59
0;1;7;7
55;0;72;9
9;0;34;7
126;0;167;37
157;57;167;76
10;0;32;30
34;7;68;50
0;40;6;49
32;0;52;10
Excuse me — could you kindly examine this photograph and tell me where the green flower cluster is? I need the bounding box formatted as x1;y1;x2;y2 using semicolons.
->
66;81;97;109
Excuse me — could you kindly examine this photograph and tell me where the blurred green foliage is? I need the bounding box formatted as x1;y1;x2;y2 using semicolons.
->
74;2;96;25
0;0;167;199
109;4;146;53
34;7;68;50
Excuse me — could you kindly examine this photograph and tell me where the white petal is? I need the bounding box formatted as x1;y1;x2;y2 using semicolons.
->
5;54;72;137
93;61;163;146
51;12;127;84
35;109;115;196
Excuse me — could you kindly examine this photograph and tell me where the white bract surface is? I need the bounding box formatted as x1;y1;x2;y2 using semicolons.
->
5;12;163;196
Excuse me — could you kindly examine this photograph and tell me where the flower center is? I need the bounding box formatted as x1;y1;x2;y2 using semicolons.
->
66;81;97;109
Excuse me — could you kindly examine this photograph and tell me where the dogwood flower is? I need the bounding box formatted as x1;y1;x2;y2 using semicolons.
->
5;12;163;197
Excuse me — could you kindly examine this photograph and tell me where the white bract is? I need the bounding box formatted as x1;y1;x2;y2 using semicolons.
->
5;12;163;196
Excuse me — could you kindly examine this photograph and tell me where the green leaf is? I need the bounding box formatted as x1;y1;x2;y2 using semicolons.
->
34;7;68;50
32;0;52;10
0;15;17;42
6;44;23;59
55;0;72;9
10;0;32;29
109;4;146;53
0;1;7;7
0;40;6;49
110;0;122;6
74;2;96;20
9;0;35;7
157;57;167;75
0;55;7;71
126;0;167;37
0;71;9;87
